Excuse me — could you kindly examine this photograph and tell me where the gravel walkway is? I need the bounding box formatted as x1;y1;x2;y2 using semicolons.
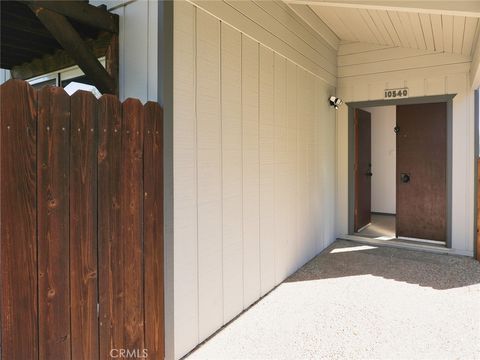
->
186;240;480;360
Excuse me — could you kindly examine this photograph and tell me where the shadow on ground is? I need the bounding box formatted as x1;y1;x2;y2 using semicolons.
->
285;240;480;290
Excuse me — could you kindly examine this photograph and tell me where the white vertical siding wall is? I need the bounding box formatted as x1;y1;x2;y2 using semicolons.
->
173;1;337;358
241;35;261;309
221;21;244;325
190;0;337;86
336;42;476;256
259;45;275;295
196;9;223;341
317;78;337;253
92;0;158;103
173;2;198;354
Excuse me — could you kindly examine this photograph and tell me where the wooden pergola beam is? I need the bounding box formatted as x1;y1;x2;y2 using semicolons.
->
10;32;112;80
29;4;116;94
20;0;118;33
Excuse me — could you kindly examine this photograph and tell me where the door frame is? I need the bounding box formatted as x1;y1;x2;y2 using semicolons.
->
346;94;455;247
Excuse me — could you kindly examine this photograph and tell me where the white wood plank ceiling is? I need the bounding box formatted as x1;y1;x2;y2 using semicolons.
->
307;5;479;57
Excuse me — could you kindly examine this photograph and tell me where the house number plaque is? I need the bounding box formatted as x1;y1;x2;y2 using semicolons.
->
384;88;409;99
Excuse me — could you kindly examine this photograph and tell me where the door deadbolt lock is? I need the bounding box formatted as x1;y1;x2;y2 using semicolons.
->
400;173;410;183
366;164;373;177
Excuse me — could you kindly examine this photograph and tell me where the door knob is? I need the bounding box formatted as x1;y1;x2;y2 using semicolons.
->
400;173;410;183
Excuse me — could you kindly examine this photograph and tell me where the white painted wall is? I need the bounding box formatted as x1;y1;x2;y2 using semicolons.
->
337;42;476;256
0;69;11;83
173;1;337;358
364;106;396;214
107;0;158;103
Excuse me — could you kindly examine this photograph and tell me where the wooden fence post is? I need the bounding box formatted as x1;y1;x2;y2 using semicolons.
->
144;102;165;359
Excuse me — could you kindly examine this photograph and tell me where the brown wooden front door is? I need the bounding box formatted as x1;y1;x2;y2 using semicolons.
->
396;102;447;241
354;109;372;232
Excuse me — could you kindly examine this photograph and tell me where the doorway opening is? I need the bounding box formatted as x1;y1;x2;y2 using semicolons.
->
347;96;454;248
354;106;397;240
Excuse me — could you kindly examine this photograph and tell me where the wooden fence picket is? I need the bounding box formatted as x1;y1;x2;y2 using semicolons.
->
70;91;99;360
120;99;145;352
1;79;38;360
37;86;71;360
97;94;123;360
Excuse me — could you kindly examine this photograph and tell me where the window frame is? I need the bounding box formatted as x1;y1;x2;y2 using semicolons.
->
27;57;106;88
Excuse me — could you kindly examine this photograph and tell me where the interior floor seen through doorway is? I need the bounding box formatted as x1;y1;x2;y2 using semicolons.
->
355;213;395;239
355;213;446;248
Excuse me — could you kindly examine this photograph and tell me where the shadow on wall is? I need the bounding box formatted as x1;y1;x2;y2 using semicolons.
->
285;240;480;290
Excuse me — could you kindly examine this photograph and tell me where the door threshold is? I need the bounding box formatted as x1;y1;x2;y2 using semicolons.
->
397;236;445;246
356;223;371;232
338;234;459;256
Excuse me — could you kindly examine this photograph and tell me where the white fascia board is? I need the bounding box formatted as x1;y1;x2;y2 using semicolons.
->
284;0;480;17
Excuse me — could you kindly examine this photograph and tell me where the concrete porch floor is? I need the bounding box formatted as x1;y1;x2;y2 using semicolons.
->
186;240;480;360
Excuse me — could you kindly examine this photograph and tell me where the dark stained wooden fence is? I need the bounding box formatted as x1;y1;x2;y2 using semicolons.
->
1;79;164;359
